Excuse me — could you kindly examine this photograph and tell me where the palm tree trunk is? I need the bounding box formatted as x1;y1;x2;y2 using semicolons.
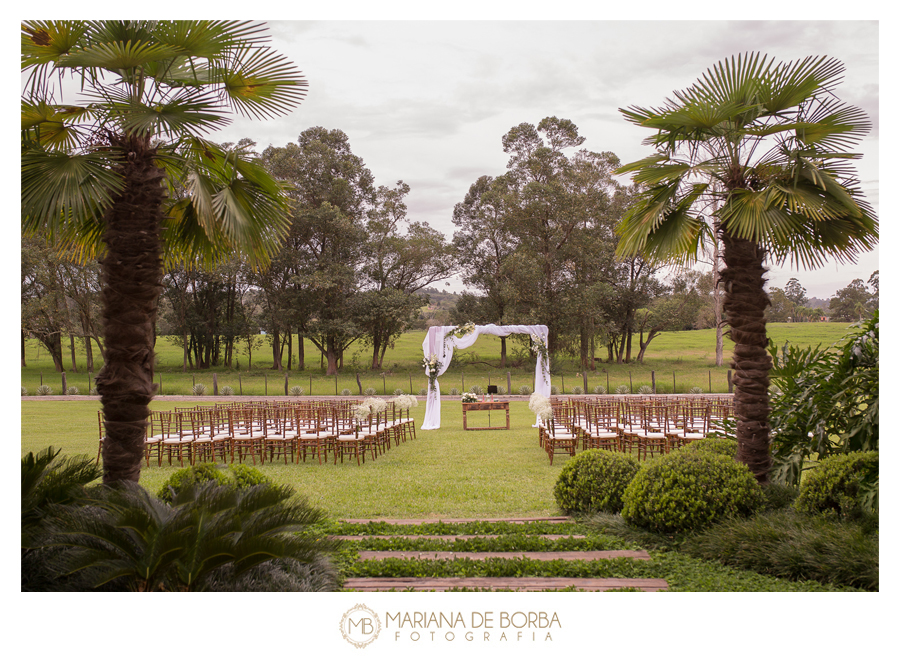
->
95;135;165;484
720;233;772;484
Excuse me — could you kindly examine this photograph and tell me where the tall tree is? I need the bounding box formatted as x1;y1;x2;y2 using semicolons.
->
22;21;306;483
616;53;877;483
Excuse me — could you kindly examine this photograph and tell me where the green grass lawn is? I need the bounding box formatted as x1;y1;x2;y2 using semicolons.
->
21;398;565;518
22;322;854;397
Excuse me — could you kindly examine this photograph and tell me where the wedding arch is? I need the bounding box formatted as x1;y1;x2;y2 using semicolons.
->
420;324;550;430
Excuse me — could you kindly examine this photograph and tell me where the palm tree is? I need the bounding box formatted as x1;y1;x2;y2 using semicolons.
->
615;53;877;483
22;21;307;484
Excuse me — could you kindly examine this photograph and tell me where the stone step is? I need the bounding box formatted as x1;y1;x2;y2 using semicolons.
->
343;577;668;592
332;534;586;541
340;516;571;525
357;550;650;562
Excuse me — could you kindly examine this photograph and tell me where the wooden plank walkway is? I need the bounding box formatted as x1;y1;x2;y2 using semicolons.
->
340;516;572;525
343;577;668;592
333;534;586;541
357;550;651;561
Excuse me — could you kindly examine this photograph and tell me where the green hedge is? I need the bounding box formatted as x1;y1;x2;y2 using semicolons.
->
553;449;640;514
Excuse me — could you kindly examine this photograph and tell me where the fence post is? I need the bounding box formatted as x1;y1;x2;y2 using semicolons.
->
158;374;162;395
709;370;712;393
334;374;338;396
629;371;633;394
582;371;588;393
727;369;733;393
284;372;289;396
507;372;512;396
561;375;565;394
213;373;218;396
606;372;609;393
673;371;676;394
408;373;412;394
462;374;465;392
239;374;242;395
265;374;268;396
309;375;313;396
88;371;93;396
651;371;656;394
62;372;67;394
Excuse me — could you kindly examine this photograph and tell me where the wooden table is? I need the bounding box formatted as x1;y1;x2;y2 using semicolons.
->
462;401;510;430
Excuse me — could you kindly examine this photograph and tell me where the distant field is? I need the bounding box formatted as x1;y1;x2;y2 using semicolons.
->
21;322;854;397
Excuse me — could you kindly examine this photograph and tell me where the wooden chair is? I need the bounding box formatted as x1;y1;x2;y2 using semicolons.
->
159;411;193;467
228;406;265;465
543;408;578;465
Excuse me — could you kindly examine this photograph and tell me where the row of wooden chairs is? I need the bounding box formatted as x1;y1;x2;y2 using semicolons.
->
96;399;417;468
539;396;734;464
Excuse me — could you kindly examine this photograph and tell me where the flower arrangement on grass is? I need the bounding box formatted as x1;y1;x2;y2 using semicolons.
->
529;392;553;422
392;394;418;411
461;392;478;403
422;353;442;393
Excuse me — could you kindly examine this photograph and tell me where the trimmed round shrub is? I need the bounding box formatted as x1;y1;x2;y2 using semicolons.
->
554;450;640;514
794;451;879;518
158;463;229;502
622;450;765;534
158;463;272;503
228;463;272;489
681;437;738;459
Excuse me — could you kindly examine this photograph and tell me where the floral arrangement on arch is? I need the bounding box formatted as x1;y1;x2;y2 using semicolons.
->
446;322;476;342
461;392;478;403
530;332;550;378
423;353;442;394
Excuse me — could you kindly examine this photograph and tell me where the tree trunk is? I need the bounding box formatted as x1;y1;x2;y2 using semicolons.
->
95;135;165;484
271;327;282;371
21;329;27;367
500;336;507;369
326;335;339;375
720;233;772;484
713;218;725;367
69;334;79;372
297;336;305;371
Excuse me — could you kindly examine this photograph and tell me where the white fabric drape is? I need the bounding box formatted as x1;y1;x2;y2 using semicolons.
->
420;324;550;430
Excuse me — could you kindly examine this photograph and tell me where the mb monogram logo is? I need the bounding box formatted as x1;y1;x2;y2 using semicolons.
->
340;604;382;648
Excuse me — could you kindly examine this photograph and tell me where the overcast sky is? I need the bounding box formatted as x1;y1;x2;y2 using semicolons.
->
208;19;880;300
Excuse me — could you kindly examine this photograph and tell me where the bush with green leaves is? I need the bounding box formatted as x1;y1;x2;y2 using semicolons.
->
157;463;230;502
220;385;234;396
192;383;206;396
37;384;53;396
229;463;273;490
553;450;640;514
680;437;738;459
622;450;765;534
683;509;878;591
769;313;878;486
794;451;878;519
761;483;799;511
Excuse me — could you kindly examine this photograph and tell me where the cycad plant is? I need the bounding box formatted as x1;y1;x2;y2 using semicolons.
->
615;53;877;483
21;21;307;484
